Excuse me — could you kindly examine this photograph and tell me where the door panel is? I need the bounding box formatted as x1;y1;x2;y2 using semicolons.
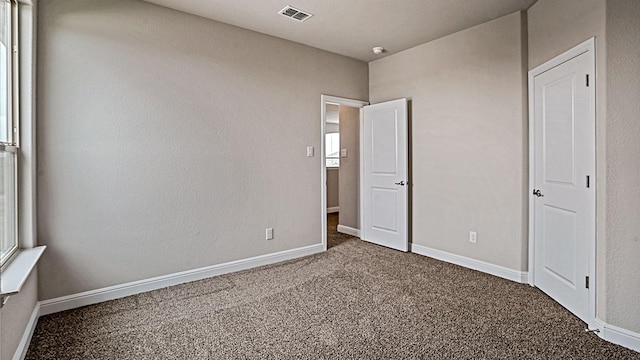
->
371;187;398;232
542;205;577;287
543;75;576;185
362;99;408;252
371;109;398;174
532;50;593;322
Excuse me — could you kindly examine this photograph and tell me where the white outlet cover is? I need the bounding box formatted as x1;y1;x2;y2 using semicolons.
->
341;149;348;158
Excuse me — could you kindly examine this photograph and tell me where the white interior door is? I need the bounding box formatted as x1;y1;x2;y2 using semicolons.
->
531;48;594;323
362;98;408;252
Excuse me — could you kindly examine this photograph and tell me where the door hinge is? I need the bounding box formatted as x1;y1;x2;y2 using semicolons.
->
586;175;590;188
586;74;590;87
585;276;590;289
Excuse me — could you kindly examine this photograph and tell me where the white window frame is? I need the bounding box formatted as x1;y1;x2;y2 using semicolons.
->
0;145;18;266
0;0;19;268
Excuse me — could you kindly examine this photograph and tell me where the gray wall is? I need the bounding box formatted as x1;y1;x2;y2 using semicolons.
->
326;169;339;209
37;0;368;300
604;0;640;334
338;105;360;229
0;273;37;360
369;12;528;271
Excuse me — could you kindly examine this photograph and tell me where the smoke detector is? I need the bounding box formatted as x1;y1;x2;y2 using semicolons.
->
372;47;384;55
279;6;313;22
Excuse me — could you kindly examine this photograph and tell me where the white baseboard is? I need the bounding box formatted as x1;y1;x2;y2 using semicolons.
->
13;303;40;360
410;243;528;284
594;319;640;353
327;207;339;214
337;224;360;237
39;244;324;316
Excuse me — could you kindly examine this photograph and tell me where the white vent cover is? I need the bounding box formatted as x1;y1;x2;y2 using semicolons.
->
279;6;313;22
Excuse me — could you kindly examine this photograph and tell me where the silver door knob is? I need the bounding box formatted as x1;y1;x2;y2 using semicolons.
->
532;189;544;197
395;181;406;186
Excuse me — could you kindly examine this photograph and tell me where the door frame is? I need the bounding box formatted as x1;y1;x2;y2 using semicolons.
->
527;38;596;328
320;95;368;251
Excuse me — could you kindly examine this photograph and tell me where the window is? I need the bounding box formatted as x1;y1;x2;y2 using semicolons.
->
0;0;11;143
0;147;17;264
0;0;17;266
325;133;340;168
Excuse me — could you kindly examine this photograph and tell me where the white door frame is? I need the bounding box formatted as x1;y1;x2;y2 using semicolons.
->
320;95;368;251
527;38;597;328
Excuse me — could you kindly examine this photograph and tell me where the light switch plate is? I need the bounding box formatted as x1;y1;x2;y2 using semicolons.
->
341;149;348;158
306;146;314;157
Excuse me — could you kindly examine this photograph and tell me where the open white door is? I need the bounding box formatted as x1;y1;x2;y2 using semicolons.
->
361;98;408;252
530;40;595;324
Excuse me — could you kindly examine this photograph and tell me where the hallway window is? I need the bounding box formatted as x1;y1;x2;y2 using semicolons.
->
325;133;340;167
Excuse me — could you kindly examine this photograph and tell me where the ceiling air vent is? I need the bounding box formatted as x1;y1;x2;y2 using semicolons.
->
279;6;313;22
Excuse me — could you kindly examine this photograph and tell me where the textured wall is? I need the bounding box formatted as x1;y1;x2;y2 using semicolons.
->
369;12;528;271
605;0;640;334
0;272;37;360
338;105;360;229
36;0;368;300
326;169;339;209
527;0;610;323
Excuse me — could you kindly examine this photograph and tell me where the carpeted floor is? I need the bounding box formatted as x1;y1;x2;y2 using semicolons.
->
26;213;639;359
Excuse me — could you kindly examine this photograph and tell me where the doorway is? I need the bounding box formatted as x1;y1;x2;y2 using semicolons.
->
528;38;596;327
321;96;367;250
321;96;410;253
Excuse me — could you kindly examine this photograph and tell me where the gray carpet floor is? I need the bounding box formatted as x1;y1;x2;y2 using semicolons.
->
26;214;639;359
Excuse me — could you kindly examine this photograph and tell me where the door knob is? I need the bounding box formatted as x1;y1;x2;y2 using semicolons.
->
395;181;406;186
532;189;544;197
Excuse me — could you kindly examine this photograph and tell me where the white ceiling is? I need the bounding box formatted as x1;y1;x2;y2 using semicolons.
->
142;0;538;62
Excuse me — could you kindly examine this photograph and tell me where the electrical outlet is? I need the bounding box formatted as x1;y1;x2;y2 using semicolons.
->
266;228;274;240
469;231;477;244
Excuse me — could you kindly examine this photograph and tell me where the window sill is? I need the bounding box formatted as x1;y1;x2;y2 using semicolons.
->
1;246;46;307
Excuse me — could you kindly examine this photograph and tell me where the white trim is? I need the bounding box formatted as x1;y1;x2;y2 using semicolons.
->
39;244;323;316
594;319;640;353
528;38;597;329
359;106;364;241
411;244;528;284
527;56;535;288
336;224;360;237
13;302;39;360
1;246;46;297
18;0;38;250
326;206;339;214
320;95;368;252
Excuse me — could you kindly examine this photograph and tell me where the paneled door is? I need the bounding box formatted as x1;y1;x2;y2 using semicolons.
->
362;99;408;252
531;42;595;323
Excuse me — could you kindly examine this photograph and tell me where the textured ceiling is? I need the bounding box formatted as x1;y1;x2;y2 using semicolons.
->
142;0;538;62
